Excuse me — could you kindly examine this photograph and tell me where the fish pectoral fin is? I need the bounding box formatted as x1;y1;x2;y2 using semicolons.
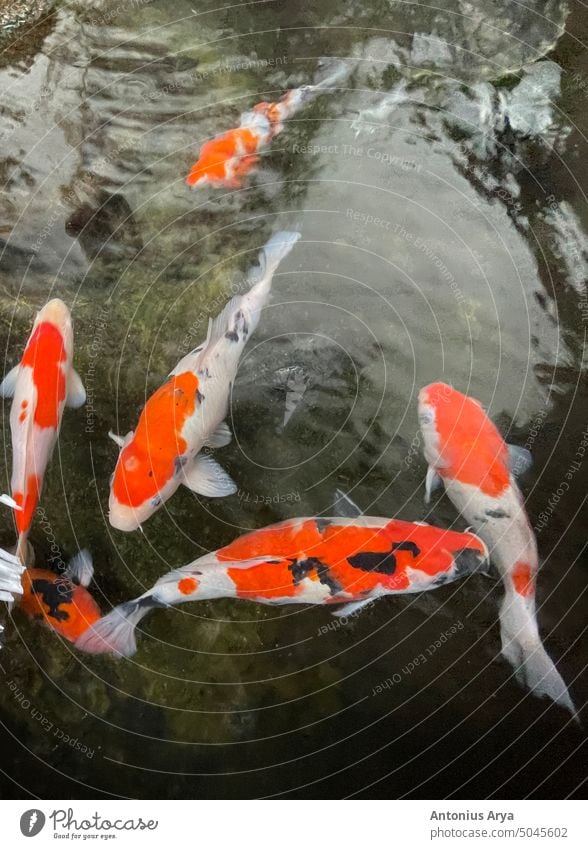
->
332;598;374;618
108;430;133;449
204;421;232;449
64;549;94;587
508;444;533;477
0;494;22;511
0;364;20;398
332;489;362;518
66;368;86;408
182;454;237;498
425;466;443;504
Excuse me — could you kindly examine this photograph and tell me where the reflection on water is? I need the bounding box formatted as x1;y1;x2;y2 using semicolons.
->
0;0;585;799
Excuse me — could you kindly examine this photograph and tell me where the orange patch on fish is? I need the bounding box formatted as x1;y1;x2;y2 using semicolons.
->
511;561;535;597
227;558;303;600
423;383;510;497
111;371;199;508
21;321;66;429
186;127;261;187
178;577;198;595
218;519;323;562
13;475;40;535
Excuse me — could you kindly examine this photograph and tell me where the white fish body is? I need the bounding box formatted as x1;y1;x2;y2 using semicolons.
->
108;232;301;531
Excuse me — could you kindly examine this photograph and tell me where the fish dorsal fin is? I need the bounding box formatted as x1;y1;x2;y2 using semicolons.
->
169;345;204;377
508;444;532;477
203;296;243;353
332;489;362;518
425;465;443;504
0;494;22;511
66;368;86;408
64;549;94;587
108;430;134;450
0;364;20;399
182;453;237;498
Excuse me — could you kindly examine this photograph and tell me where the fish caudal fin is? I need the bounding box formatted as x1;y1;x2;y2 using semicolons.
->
499;592;577;719
75;599;151;657
201;231;301;356
0;544;25;602
244;231;300;331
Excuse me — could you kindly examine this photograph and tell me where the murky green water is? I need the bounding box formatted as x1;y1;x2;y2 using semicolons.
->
0;0;586;798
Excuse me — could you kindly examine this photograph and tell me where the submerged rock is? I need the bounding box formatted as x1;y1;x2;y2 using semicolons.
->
0;0;53;36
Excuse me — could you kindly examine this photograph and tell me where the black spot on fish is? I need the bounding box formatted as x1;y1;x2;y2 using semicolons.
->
454;547;487;576
430;573;451;588
316;562;342;594
31;578;73;622
315;518;331;534
289;557;314;584
174;455;188;475
151;495;162;507
347;541;421;576
196;389;204;403
485;508;511;519
133;597;168;611
392;541;420;558
234;310;249;337
289;557;342;594
225;330;239;342
348;550;398;575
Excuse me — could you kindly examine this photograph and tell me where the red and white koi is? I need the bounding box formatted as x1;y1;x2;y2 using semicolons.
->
186;59;351;189
77;493;488;657
418;382;576;716
0;299;86;564
108;231;301;532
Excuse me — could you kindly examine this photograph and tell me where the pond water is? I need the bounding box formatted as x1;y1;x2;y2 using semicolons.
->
0;0;586;798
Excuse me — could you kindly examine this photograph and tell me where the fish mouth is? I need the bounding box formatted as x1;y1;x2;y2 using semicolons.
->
108;503;143;533
454;545;489;576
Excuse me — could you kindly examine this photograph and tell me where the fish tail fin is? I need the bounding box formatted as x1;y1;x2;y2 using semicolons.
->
313;57;355;89
245;230;300;331
499;593;578;720
0;544;25;603
75;599;152;657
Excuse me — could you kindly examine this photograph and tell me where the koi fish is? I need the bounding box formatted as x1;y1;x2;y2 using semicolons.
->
418;382;576;716
108;231;301;532
18;549;101;643
0;299;86;562
186;59;351;189
77;494;488;656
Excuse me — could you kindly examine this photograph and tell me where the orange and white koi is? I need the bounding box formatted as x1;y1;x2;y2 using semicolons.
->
186;59;351;189
17;549;101;644
418;382;576;716
77;493;488;656
108;231;300;532
0;299;86;563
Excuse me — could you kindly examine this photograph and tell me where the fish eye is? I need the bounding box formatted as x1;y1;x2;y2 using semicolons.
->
419;410;434;425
